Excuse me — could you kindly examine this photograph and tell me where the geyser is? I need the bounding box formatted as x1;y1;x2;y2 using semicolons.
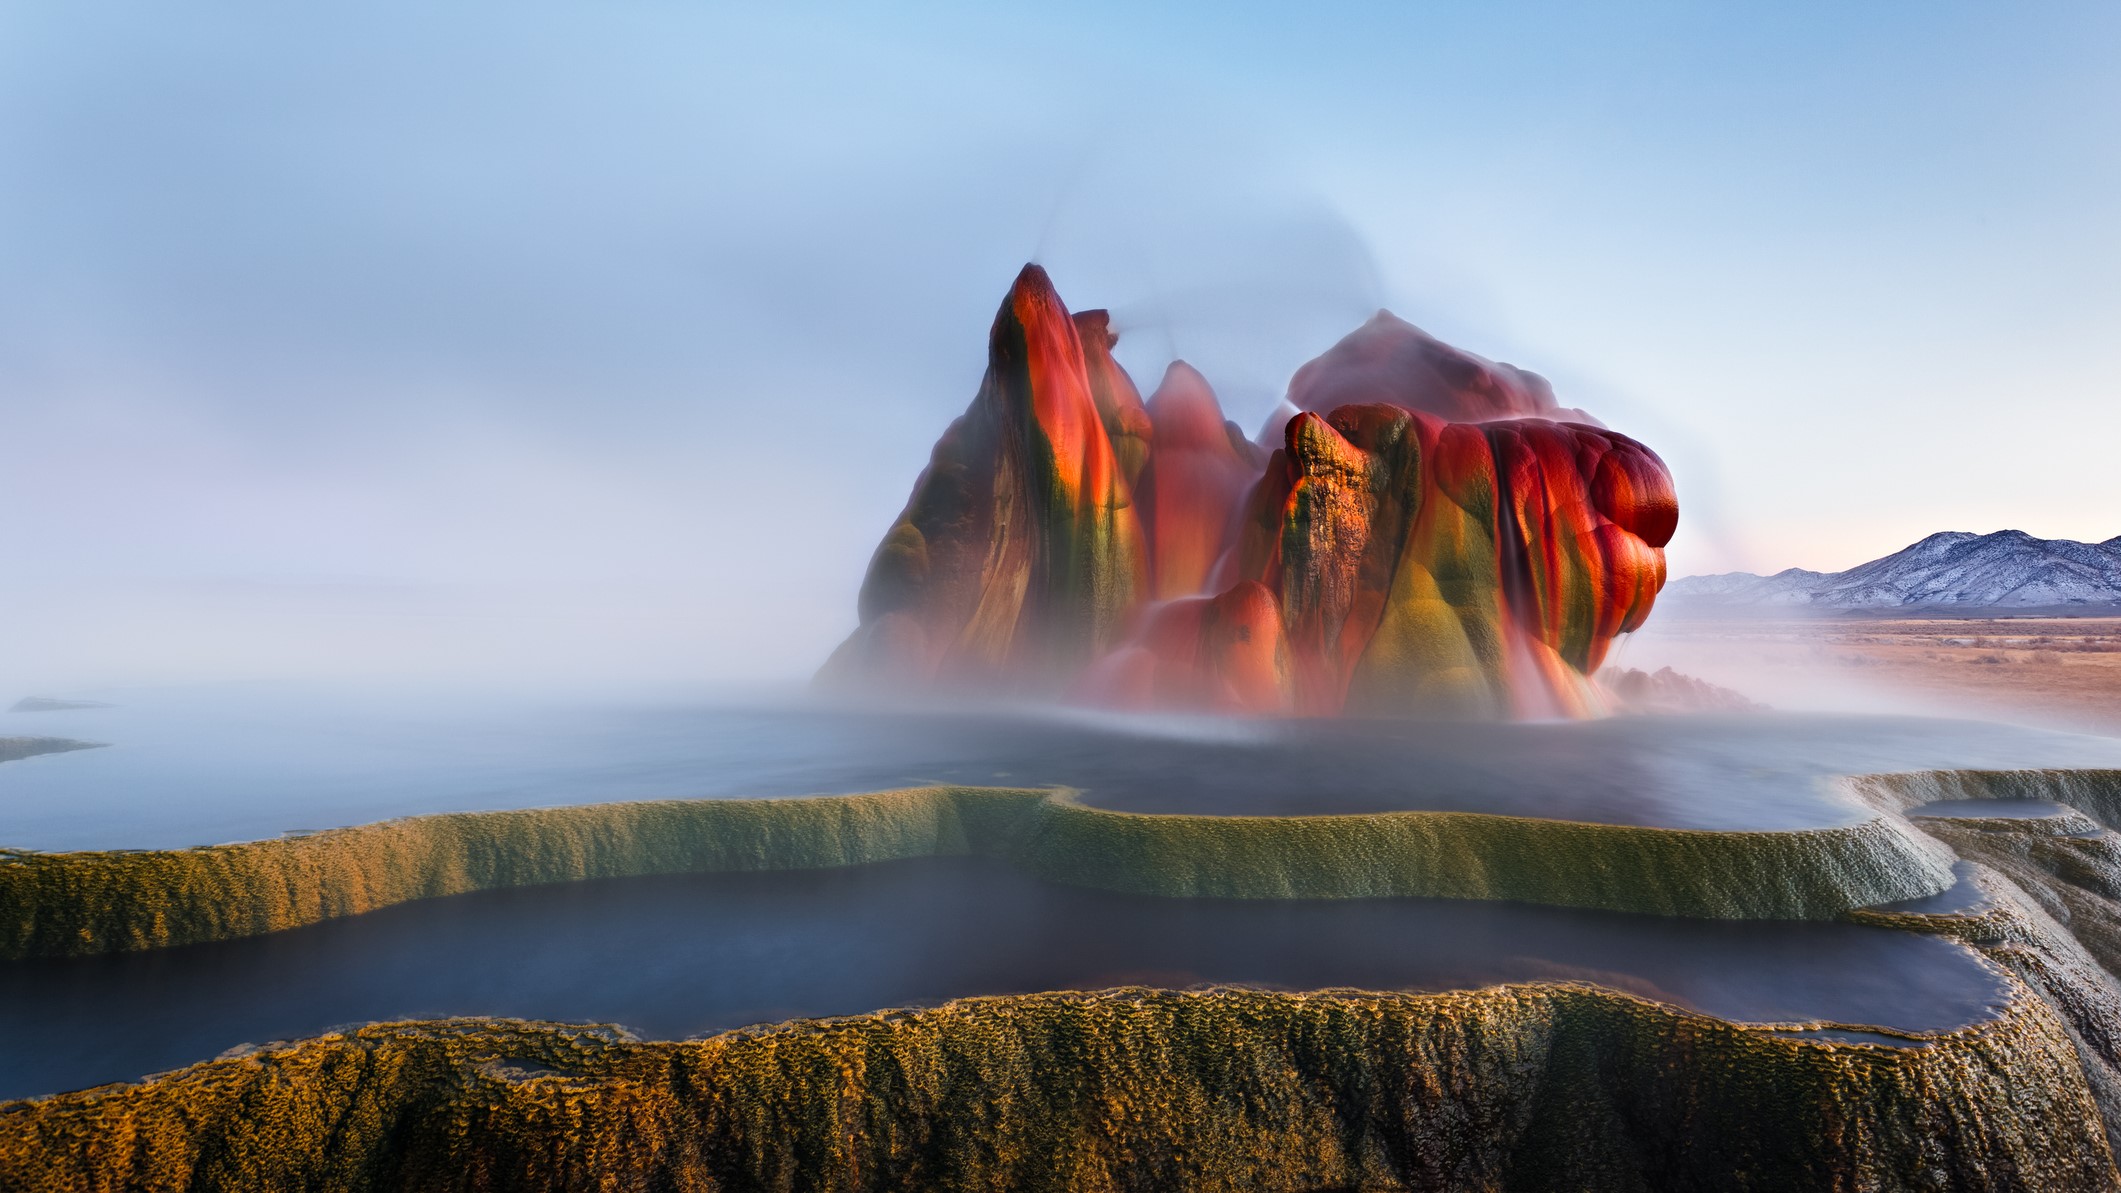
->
823;265;1677;717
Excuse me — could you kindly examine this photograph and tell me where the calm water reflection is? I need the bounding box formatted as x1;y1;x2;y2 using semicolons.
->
0;857;2009;1100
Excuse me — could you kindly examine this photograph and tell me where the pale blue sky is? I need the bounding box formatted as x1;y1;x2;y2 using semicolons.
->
2;2;2116;683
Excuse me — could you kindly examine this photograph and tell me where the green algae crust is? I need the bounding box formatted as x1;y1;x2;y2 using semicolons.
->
1;983;2108;1192
1014;795;1953;915
0;786;1957;959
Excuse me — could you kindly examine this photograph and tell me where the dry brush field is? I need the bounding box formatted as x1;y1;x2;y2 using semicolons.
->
1635;616;2121;732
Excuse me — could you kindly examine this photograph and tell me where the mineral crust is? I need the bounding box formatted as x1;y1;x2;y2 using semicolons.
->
824;266;1677;717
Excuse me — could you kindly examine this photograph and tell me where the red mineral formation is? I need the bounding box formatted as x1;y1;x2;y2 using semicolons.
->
1075;581;1293;714
823;267;1677;719
1074;310;1154;490
1287;310;1596;425
818;265;1145;692
1136;362;1260;600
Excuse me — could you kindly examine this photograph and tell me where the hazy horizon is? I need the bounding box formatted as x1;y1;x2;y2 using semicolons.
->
4;1;2116;690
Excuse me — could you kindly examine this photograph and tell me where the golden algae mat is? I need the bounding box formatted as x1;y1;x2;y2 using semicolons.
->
1;984;2110;1191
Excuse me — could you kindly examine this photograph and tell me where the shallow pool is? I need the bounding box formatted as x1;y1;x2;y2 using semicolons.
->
0;856;2011;1100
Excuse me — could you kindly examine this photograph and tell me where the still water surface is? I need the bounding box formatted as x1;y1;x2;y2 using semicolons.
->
0;857;2011;1101
7;682;2121;849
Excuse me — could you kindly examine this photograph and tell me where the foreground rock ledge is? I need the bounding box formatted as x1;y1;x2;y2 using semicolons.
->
1;980;2110;1192
0;785;1958;960
16;768;2121;1188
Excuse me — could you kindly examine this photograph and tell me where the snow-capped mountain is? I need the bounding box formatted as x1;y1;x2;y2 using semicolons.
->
1667;531;2121;610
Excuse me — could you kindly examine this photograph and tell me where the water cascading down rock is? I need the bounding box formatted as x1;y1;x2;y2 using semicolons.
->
821;265;1677;717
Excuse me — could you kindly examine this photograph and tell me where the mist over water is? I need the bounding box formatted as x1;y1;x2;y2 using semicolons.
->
10;687;2121;853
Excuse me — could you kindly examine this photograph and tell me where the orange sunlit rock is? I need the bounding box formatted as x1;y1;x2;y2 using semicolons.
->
1075;310;1154;490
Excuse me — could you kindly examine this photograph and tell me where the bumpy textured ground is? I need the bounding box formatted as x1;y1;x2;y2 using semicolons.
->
7;769;2121;1190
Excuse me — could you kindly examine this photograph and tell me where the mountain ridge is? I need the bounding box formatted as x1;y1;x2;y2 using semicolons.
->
1668;530;2121;610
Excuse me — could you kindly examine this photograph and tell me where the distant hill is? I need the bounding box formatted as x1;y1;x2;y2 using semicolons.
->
1667;530;2121;612
0;737;104;764
8;697;112;713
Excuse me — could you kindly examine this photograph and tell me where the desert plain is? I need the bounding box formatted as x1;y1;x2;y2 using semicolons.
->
1631;613;2121;733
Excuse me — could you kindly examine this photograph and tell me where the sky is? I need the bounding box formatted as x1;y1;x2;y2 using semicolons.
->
1;1;2116;688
